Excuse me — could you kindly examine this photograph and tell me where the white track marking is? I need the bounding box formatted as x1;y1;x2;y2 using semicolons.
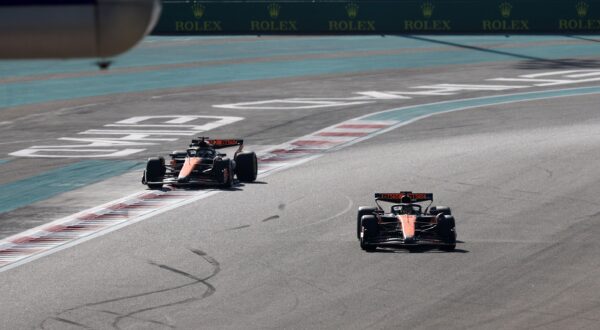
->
10;115;244;158
215;69;600;110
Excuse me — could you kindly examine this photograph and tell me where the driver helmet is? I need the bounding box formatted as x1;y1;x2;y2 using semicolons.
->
400;204;414;214
198;140;212;148
196;148;214;157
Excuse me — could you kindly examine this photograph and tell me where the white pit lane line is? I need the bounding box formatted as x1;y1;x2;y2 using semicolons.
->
2;85;600;272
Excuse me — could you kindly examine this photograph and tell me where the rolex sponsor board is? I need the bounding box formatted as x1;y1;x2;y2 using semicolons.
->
481;2;530;32
328;2;376;32
174;1;223;33
559;1;600;31
250;3;299;32
403;1;452;32
153;1;600;35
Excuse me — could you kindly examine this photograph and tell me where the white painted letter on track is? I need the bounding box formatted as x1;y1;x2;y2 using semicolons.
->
10;115;244;158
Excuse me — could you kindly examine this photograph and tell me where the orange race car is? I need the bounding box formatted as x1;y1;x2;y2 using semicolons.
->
357;192;456;252
142;137;257;189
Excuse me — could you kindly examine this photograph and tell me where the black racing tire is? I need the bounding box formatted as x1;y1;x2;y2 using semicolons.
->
360;215;379;252
437;215;456;251
356;207;377;240
235;152;258;182
430;205;452;216
145;157;165;189
214;159;234;188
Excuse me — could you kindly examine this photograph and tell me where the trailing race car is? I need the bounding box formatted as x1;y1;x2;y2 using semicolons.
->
357;192;456;252
142;137;257;189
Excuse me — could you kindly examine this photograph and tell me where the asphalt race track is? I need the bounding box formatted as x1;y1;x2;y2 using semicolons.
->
1;36;600;329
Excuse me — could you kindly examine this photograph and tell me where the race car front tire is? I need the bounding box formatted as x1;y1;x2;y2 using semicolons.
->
213;159;234;188
360;215;379;252
437;215;456;251
145;157;165;189
235;152;258;182
357;207;377;240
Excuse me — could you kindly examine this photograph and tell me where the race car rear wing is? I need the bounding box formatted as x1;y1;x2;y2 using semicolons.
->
190;137;244;149
375;192;433;203
207;139;244;149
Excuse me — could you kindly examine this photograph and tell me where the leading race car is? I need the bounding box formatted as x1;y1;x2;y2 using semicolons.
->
142;137;257;189
357;192;457;252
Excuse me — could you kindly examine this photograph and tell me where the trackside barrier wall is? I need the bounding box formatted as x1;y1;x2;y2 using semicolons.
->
152;0;600;34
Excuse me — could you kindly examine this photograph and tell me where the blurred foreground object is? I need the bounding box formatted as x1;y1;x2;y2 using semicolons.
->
0;0;161;59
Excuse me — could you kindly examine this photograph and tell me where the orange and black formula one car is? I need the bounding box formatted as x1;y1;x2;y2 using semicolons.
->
357;192;456;252
142;137;257;189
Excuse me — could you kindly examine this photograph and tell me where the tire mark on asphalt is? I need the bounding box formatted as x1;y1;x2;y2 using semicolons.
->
112;249;220;329
98;309;176;329
38;249;220;330
276;195;353;233
40;308;175;330
262;215;280;222
112;298;197;330
224;224;252;231
49;317;92;329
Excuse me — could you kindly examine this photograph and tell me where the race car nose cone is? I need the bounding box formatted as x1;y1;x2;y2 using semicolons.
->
178;177;190;183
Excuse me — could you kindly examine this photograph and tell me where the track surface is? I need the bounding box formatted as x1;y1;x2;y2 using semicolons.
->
1;36;600;329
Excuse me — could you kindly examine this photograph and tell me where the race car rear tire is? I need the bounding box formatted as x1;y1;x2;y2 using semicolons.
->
360;215;379;252
145;157;165;189
437;215;456;251
235;152;257;182
357;207;377;240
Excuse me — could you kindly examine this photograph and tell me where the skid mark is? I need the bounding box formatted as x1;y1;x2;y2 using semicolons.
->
38;249;220;330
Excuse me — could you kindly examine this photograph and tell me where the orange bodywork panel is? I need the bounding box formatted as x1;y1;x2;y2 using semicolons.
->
397;214;417;239
178;157;201;179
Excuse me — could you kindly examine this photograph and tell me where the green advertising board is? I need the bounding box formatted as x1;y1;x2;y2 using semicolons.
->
152;1;600;34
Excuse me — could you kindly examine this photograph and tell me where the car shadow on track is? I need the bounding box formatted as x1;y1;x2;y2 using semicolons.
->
148;186;242;192
367;242;469;254
149;180;268;192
